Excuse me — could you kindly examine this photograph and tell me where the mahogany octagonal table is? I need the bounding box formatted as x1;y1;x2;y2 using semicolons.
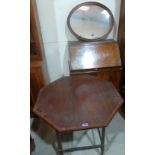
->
33;75;123;155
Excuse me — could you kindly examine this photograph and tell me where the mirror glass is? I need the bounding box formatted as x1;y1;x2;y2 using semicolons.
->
68;2;114;41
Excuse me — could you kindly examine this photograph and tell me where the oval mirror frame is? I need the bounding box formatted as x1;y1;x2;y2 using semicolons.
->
67;2;114;41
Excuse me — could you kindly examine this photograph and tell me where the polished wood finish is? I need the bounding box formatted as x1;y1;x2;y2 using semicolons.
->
69;41;122;91
69;41;121;70
30;62;45;111
71;69;122;91
30;0;43;61
118;0;125;67
33;75;123;132
118;0;125;118
30;0;48;115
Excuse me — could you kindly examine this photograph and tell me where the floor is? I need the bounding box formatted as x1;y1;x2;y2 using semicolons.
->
31;113;125;155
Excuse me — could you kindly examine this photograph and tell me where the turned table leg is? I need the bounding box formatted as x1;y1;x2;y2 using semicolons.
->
100;128;105;155
56;131;63;155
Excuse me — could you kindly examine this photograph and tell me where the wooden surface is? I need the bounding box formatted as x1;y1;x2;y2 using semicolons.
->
118;0;125;117
71;69;122;91
69;41;122;71
118;0;125;68
30;0;43;61
30;0;49;116
30;62;45;111
33;75;123;132
30;135;35;153
69;41;122;91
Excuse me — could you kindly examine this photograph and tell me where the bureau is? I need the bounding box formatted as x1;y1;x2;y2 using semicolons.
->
68;41;122;91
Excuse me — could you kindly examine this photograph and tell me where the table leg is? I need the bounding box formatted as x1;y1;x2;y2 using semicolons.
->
56;131;63;155
56;128;105;155
100;128;105;155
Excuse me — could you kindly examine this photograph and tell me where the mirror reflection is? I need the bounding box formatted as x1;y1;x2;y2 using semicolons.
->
69;4;113;40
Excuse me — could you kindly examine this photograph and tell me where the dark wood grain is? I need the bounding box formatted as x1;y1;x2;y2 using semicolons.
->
69;41;121;71
118;0;125;68
118;0;125;118
30;0;49;116
71;69;122;91
30;62;45;109
33;75;123;132
30;0;43;61
68;41;122;91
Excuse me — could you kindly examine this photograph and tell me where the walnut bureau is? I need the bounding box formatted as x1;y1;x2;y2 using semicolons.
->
68;41;122;91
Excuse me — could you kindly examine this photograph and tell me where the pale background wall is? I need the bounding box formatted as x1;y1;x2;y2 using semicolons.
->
36;0;121;82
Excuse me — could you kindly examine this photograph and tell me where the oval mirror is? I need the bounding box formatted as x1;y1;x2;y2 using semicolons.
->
67;2;114;41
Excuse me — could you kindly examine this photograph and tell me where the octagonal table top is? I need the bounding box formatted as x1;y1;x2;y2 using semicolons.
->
33;75;123;132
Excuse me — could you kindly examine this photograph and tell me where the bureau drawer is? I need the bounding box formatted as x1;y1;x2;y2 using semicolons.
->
71;69;122;91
